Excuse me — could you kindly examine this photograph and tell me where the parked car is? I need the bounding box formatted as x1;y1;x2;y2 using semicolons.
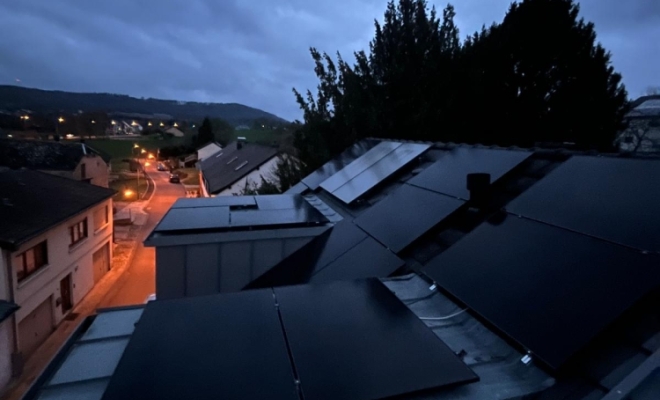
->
157;162;167;171
169;173;180;183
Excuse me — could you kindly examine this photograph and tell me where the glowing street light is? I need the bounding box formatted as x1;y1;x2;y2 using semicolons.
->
148;122;152;126
58;117;65;123
20;115;30;120
111;120;116;125
124;189;134;198
131;121;138;126
141;148;146;154
133;143;140;149
91;120;96;124
173;122;178;127
159;122;164;127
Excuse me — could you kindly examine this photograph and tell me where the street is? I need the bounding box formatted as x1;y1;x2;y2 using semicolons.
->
98;163;186;307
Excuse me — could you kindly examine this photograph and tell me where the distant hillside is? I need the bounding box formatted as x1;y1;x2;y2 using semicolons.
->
0;85;287;125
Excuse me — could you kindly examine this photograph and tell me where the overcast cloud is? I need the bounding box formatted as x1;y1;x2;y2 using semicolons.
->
0;0;657;120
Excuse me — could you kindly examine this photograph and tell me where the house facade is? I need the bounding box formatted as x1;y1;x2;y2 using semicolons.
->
0;170;115;395
618;95;660;153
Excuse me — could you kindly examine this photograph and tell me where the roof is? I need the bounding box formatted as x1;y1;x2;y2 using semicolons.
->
0;139;110;171
0;169;116;249
22;306;144;400
164;127;185;137
31;138;660;400
196;142;222;161
199;141;278;194
627;95;660;118
0;300;19;324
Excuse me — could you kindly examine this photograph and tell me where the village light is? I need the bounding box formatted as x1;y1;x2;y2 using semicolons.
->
124;189;134;198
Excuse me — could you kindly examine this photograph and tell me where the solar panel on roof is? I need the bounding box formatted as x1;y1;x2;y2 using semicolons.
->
355;184;465;253
302;140;379;190
507;156;660;252
171;196;256;209
320;141;402;193
230;208;326;227
254;194;306;210
422;216;660;370
102;290;299;400
274;279;477;400
330;143;432;204
407;147;532;199
155;207;230;232
310;237;405;283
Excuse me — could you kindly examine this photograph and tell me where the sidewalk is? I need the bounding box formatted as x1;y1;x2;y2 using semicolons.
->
0;203;150;400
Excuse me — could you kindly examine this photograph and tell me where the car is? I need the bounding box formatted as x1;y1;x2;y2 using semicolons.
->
169;173;180;183
157;163;167;171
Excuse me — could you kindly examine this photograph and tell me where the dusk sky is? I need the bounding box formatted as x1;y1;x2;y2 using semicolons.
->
0;0;657;121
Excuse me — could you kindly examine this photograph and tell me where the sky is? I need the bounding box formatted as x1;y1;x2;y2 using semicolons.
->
0;0;658;121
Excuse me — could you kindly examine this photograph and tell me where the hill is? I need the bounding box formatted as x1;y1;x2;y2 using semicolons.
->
0;85;287;125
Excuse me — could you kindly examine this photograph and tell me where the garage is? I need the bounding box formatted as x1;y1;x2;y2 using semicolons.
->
18;297;54;358
92;242;110;284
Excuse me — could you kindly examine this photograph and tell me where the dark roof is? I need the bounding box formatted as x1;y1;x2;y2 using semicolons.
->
0;300;19;324
25;138;660;399
0;169;116;249
0;139;110;171
199;141;278;194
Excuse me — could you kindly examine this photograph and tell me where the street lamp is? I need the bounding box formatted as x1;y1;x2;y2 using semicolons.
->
133;144;141;199
148;122;152;127
159;122;164;127
56;117;65;137
58;117;65;123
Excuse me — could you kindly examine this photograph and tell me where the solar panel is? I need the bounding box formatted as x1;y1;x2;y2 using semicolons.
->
355;184;465;253
302;140;379;190
331;143;432;204
171;196;256;209
407;147;532;199
254;194;307;210
102;290;298;400
422;216;660;370
320;141;402;193
155;207;230;232
230;207;326;227
507;156;660;252
310;237;405;283
274;279;477;400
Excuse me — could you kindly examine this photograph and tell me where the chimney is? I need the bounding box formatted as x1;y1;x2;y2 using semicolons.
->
466;173;491;205
237;136;246;150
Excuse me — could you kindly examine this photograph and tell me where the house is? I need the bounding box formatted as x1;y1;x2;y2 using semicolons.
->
23;139;660;399
196;142;222;162
0;139;112;187
164;127;185;137
0;169;115;395
618;95;660;153
198;139;279;197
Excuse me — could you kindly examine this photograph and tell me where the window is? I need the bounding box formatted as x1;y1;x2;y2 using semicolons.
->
16;241;48;282
69;218;88;247
80;163;87;179
93;206;109;231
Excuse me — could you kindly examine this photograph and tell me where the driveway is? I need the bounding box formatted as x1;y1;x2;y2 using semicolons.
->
98;163;185;307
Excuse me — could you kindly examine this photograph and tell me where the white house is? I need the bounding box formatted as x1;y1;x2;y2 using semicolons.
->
0;169;115;395
618;95;660;153
196;142;223;162
197;139;279;197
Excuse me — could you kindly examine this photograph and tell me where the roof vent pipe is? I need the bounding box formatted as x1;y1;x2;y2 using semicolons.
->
237;136;246;150
466;173;491;205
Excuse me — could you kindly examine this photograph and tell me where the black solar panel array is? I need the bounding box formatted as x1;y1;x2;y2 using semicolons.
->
407;147;532;199
507;156;660;252
423;216;660;370
355;184;465;253
320;142;431;204
102;280;477;400
155;194;328;233
302;140;379;190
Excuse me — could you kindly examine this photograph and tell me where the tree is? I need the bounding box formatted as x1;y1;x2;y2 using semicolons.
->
195;117;214;148
210;118;235;146
460;0;628;149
